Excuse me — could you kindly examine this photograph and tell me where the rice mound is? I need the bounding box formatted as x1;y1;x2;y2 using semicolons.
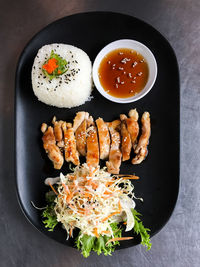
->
31;43;93;108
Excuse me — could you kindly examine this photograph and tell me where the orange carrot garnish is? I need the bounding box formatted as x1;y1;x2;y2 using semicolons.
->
118;201;122;211
68;204;75;210
93;227;99;238
106;237;133;246
66;192;74;203
122;176;139;180
114;175;139;180
101;230;111;235
48;183;58;195
102;211;121;222
83;192;92;199
91;182;98;190
105;181;114;187
42;58;58;74
104;190;112;195
89;167;97;177
69;227;73;237
62;183;70;194
87;179;92;186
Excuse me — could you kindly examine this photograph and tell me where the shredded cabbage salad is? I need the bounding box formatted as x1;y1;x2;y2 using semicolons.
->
42;164;151;257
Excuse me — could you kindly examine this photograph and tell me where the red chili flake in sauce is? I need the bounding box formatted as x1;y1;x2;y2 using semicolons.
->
98;48;149;98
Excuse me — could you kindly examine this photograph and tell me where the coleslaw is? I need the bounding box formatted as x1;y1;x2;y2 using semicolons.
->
42;163;151;257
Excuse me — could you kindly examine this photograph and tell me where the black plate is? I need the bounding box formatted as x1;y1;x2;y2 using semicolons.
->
15;12;180;249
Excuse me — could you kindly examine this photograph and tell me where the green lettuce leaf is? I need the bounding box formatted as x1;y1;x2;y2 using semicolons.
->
45;191;56;203
75;223;122;258
131;209;152;250
42;191;58;231
76;234;96;258
42;50;68;80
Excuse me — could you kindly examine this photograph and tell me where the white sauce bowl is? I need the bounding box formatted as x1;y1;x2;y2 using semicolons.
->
92;39;157;103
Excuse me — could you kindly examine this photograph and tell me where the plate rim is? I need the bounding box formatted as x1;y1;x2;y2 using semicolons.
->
14;10;180;249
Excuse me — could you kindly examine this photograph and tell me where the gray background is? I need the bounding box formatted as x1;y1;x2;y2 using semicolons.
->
0;0;199;266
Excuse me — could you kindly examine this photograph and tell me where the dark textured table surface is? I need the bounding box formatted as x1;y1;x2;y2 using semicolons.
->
0;1;199;266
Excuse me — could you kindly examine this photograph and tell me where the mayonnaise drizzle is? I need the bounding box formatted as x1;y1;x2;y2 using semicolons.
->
44;177;60;185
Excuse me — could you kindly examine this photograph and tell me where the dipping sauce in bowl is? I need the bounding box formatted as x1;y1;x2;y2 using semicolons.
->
93;39;157;103
98;48;149;98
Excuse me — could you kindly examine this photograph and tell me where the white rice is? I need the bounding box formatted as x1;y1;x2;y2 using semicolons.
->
31;43;93;108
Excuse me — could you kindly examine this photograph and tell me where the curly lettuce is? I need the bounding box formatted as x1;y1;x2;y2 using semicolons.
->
131;209;152;250
42;191;58;231
75;223;122;258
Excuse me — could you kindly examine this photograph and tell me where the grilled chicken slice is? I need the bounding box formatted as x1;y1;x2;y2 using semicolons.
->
106;122;122;174
106;120;121;131
132;112;151;164
73;112;90;157
126;109;139;149
75;119;87;156
87;115;94;127
62;122;80;166
120;114;132;161
41;123;48;133
41;124;64;169
73;111;89;131
86;125;99;167
96;118;110;160
52;116;64;148
52;116;63;142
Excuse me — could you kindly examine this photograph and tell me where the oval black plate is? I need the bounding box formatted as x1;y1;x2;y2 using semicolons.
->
15;12;179;249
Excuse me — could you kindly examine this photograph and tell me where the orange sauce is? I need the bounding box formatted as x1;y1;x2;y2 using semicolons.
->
98;48;149;98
